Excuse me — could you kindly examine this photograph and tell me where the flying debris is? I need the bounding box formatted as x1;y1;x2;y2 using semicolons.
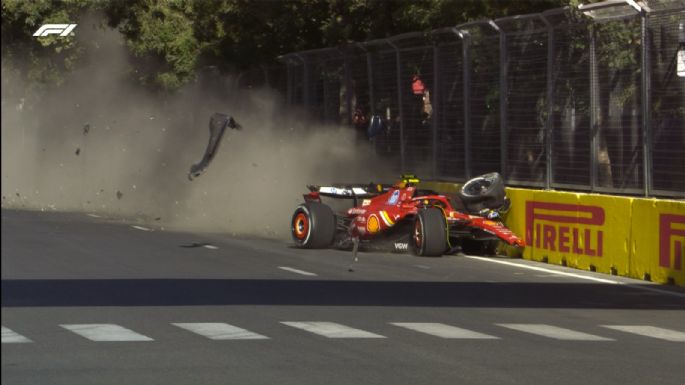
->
188;113;242;180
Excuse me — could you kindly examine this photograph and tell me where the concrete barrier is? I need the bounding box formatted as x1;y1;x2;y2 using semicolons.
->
420;181;685;286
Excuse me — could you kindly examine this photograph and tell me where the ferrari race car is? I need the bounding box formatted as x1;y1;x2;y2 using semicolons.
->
291;173;525;257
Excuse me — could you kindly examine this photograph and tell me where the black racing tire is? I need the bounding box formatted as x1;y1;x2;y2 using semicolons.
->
291;202;336;248
412;208;448;257
458;172;505;207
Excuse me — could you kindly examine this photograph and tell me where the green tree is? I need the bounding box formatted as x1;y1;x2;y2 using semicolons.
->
1;0;91;86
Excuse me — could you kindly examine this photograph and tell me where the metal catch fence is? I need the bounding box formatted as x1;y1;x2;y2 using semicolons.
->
242;1;685;198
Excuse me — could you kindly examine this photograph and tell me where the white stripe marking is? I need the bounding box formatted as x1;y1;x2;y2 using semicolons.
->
2;326;32;343
281;322;385;338
392;323;499;339
602;325;685;342
61;324;153;341
497;324;613;341
463;256;619;284
464;256;685;299
173;323;269;340
131;225;152;231
278;266;317;276
87;213;101;218
203;244;218;250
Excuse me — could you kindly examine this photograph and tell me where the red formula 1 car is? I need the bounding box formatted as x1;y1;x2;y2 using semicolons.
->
291;173;525;257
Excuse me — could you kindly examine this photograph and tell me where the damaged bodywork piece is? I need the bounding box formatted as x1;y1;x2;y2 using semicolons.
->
188;113;242;180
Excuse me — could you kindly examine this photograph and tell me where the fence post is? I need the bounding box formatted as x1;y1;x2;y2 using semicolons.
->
589;26;599;191
462;31;472;180
361;44;374;115
343;49;354;126
295;54;310;111
387;39;405;173
495;21;508;182
432;43;439;179
641;12;652;197
541;15;555;190
285;59;293;106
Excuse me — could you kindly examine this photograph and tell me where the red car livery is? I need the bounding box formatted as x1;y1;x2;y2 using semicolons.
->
291;174;525;257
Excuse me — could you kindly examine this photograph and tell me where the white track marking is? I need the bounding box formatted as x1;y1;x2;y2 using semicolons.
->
2;326;32;343
464;255;685;299
391;323;499;339
61;324;153;341
203;244;218;250
278;266;317;276
601;325;685;342
86;213;101;218
496;324;613;341
281;322;385;338
131;225;152;232
463;256;619;284
172;323;269;340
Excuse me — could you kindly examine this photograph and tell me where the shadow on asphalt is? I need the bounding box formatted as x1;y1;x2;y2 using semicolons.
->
2;279;684;309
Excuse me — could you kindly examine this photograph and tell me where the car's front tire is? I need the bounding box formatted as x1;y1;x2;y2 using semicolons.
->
412;208;448;256
291;202;336;248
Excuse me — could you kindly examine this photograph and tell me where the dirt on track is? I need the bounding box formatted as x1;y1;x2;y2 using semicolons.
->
1;24;393;239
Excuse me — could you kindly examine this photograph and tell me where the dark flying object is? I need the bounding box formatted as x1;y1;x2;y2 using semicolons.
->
188;113;242;180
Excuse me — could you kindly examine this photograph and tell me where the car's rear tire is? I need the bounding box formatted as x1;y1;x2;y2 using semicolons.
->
412;208;448;257
291;202;336;248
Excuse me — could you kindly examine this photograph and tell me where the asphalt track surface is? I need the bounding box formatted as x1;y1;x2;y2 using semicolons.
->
2;209;685;385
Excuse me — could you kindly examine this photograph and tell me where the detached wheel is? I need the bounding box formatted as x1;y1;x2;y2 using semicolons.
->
291;202;336;248
413;208;448;257
459;172;505;207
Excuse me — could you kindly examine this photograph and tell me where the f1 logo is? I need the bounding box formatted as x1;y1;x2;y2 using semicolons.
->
33;24;77;37
660;214;685;270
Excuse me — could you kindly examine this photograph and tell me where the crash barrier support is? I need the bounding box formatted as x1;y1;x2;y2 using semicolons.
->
419;181;685;286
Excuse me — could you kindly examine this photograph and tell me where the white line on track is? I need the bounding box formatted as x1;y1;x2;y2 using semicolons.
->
392;323;499;339
463;255;619;284
61;324;154;342
203;244;219;250
172;323;269;340
497;323;613;341
463;255;685;299
278;266;317;276
86;213;101;218
281;322;385;338
131;225;152;232
2;326;32;343
601;325;685;342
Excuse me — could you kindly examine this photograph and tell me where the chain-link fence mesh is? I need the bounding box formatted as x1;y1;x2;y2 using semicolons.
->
434;29;466;181
649;6;685;195
268;1;684;198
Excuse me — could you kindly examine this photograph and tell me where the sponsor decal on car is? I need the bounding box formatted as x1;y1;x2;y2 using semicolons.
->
348;208;367;215
367;214;380;233
394;242;409;251
387;190;400;205
362;199;371;206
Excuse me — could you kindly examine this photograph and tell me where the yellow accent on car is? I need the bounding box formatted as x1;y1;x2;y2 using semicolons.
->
380;210;395;226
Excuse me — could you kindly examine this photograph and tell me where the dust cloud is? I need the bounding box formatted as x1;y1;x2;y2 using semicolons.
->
1;22;393;240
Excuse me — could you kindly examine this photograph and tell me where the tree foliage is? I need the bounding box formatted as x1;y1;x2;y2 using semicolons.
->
3;0;568;91
1;0;91;86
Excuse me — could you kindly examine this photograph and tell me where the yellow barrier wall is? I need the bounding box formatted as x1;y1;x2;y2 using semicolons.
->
420;181;685;286
630;198;685;285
